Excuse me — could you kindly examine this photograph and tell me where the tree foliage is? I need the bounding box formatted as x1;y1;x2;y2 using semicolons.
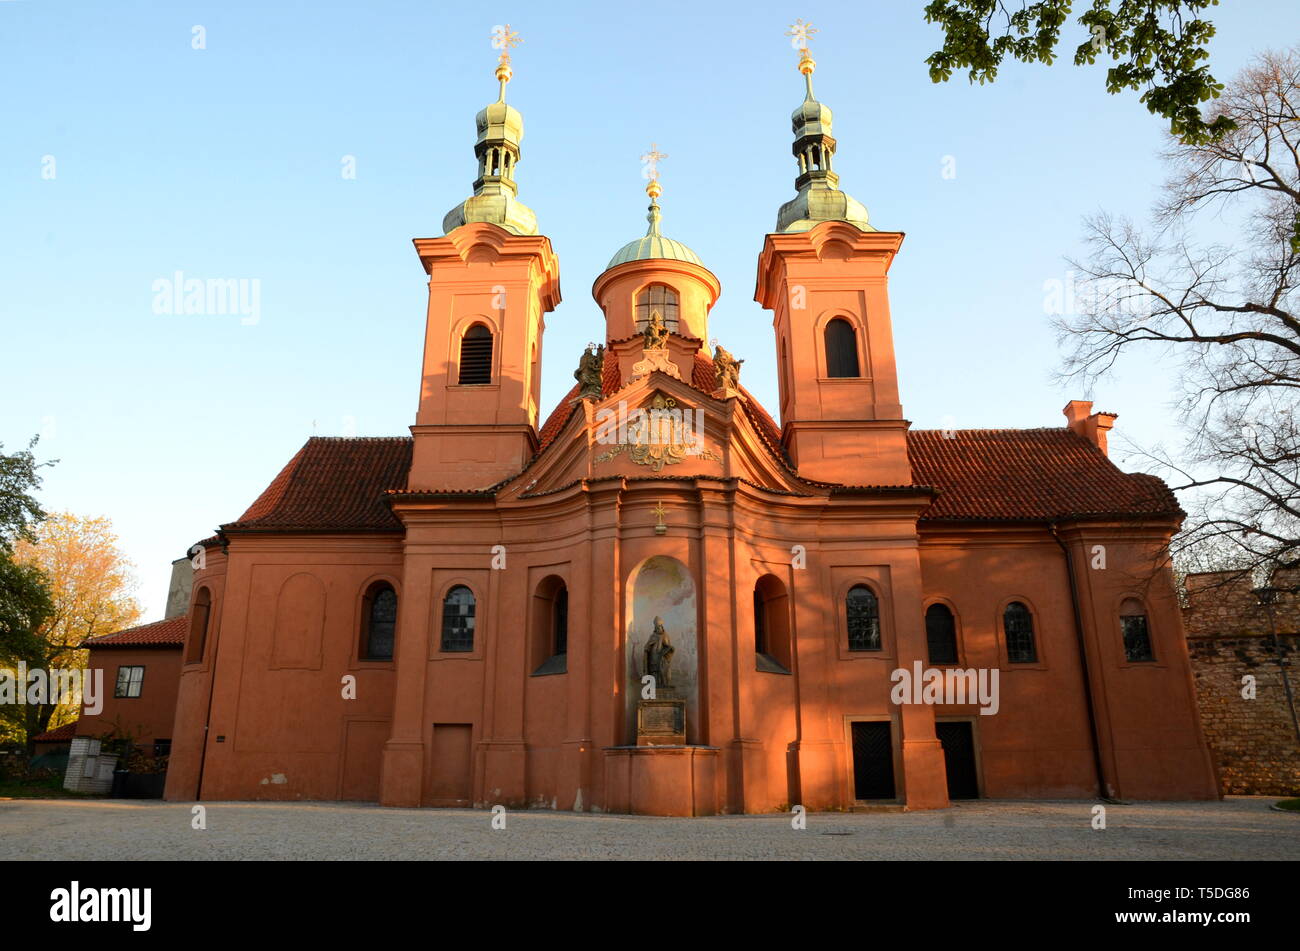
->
924;0;1235;144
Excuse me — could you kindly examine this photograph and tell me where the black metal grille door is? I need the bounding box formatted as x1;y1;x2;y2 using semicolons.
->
936;721;979;799
851;721;896;800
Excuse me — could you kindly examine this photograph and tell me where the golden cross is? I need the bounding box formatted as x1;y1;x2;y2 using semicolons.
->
641;142;668;181
653;501;667;528
491;24;522;63
786;18;817;50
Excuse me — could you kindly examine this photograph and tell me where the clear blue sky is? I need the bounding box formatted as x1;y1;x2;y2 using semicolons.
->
1;1;1289;618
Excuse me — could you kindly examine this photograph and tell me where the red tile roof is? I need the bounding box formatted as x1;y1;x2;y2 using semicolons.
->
908;428;1181;521
82;615;189;649
223;437;411;532
32;721;77;743
207;387;1178;535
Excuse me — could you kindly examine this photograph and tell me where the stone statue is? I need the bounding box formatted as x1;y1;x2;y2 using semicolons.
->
713;344;743;391
643;616;674;688
574;343;604;400
642;310;668;350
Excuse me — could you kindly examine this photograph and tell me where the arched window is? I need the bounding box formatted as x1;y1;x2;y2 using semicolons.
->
457;325;493;385
824;317;860;378
635;284;679;333
925;603;958;665
187;587;211;664
1003;601;1037;664
1120;598;1155;662
360;582;397;661
846;584;881;651
440;585;476;652
754;575;792;671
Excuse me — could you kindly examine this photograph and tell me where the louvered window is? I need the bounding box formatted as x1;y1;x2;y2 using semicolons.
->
825;318;860;377
458;325;493;385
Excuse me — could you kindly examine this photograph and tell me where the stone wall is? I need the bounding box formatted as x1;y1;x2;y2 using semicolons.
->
1183;571;1300;796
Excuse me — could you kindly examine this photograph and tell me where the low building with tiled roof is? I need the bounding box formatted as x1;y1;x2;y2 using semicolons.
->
164;49;1216;815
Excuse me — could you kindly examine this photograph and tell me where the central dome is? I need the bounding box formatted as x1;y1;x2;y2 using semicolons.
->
604;185;702;271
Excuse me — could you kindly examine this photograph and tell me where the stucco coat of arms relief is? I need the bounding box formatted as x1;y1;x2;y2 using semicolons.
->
594;392;719;472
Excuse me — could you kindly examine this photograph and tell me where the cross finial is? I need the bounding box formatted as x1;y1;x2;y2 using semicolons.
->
641;143;668;181
641;142;668;201
490;24;522;91
786;18;817;51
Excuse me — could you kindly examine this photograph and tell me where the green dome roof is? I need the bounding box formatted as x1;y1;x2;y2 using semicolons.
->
605;194;702;270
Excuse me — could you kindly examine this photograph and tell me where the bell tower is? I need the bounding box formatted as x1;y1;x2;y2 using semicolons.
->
754;43;911;486
409;30;561;490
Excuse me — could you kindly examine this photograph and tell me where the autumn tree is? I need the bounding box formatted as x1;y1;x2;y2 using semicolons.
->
1054;47;1300;580
5;513;141;752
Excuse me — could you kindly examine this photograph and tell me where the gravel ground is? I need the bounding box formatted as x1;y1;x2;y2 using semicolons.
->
1;797;1295;860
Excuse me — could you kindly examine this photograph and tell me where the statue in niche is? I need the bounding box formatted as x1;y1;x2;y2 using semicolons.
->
642;310;669;350
574;342;605;400
643;616;675;688
713;343;743;391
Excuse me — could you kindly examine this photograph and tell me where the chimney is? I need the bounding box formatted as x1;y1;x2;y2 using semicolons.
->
1063;400;1118;456
165;557;194;619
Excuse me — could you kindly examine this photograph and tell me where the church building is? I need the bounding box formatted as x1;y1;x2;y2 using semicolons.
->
163;42;1219;814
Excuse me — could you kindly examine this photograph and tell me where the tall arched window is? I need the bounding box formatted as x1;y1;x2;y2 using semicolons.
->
1120;598;1155;662
635;284;679;332
925;603;958;665
846;584;881;651
1003;601;1037;664
457;325;493;385
824;317;860;378
360;582;397;661
440;585;476;652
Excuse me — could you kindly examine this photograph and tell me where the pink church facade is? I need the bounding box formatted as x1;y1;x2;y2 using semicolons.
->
163;50;1218;815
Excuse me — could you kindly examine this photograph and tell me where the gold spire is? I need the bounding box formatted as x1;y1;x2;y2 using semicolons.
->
641;143;667;232
490;24;522;99
787;19;818;97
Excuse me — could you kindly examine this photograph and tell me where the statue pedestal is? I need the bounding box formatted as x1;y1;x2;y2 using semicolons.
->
630;347;681;382
636;697;686;746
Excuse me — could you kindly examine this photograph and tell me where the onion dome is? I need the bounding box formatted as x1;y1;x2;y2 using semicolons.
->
443;35;539;236
775;47;873;234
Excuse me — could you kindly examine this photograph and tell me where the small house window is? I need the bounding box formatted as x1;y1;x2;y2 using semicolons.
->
440;585;476;652
458;325;493;385
114;666;145;698
846;584;881;651
1120;598;1155;662
1004;602;1038;664
824;318;860;378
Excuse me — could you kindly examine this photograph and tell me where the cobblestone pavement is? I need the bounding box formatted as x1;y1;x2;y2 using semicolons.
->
1;797;1295;860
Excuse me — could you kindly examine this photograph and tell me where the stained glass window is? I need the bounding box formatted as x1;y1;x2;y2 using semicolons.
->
1004;602;1037;663
847;585;881;651
441;585;476;652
